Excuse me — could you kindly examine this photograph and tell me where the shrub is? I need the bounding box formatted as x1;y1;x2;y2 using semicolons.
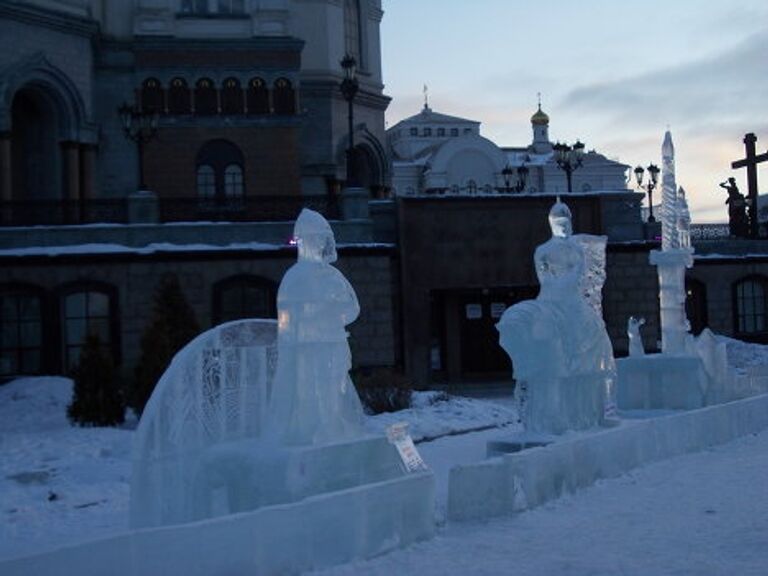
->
68;333;125;426
351;367;412;414
130;274;199;416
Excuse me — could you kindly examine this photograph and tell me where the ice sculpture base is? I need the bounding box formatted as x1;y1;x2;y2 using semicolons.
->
191;435;410;520
617;354;708;410
486;433;556;457
522;374;606;435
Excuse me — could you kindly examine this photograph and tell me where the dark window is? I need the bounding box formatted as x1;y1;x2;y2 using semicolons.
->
437;128;445;137
62;288;117;371
735;276;768;335
467;180;477;194
246;77;269;114
196;140;246;203
217;0;244;14
181;0;244;14
181;0;208;13
273;78;295;115
410;127;418;136
167;77;192;114
221;77;244;115
213;276;277;324
450;128;459;136
141;78;164;113
195;78;217;115
423;127;432;137
0;289;44;377
464;128;472;135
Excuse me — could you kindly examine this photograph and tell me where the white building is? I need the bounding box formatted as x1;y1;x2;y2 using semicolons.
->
387;103;630;197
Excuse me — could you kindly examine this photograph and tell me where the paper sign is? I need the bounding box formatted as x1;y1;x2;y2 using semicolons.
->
465;303;482;320
490;302;507;319
386;422;428;473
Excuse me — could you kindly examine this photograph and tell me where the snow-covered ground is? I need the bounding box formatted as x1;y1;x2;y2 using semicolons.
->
2;334;768;571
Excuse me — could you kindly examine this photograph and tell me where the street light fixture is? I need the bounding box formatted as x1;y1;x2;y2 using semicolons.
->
339;54;359;187
118;102;159;191
633;163;660;223
553;140;585;193
501;164;529;193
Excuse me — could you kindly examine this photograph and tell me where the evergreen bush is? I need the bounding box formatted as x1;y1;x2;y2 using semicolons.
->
68;333;125;426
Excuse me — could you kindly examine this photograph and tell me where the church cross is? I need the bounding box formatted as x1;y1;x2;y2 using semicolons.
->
731;133;768;238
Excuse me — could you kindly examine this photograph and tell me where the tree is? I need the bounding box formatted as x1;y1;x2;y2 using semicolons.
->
131;274;199;416
68;333;125;426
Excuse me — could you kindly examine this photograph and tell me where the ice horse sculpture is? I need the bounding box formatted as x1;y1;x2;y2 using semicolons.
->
130;209;371;528
497;198;616;434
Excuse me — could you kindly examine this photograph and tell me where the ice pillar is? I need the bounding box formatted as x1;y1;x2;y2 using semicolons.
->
649;131;693;355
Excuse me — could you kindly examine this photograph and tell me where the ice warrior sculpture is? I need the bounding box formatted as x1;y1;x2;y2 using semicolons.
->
270;208;365;445
497;198;616;434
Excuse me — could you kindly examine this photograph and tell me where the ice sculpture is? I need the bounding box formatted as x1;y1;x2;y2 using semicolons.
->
270;208;364;445
497;198;616;434
677;186;691;249
627;317;646;357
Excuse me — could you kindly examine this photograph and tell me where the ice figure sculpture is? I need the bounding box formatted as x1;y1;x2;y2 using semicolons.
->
130;318;278;528
627;317;646;357
270;208;365;445
497;198;616;434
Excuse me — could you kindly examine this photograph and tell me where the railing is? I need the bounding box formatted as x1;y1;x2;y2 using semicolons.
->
158;195;339;223
690;223;731;241
0;195;340;227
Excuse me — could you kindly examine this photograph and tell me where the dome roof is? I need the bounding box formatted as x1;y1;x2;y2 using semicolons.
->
531;104;549;126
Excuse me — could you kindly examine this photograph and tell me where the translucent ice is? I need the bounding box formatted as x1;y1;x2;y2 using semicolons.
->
497;198;615;434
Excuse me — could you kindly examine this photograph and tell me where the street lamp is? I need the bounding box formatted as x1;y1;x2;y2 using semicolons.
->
118;102;159;191
553;140;585;193
633;163;660;223
500;164;529;193
339;54;359;187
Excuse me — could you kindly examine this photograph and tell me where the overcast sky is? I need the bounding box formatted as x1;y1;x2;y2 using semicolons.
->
381;0;768;222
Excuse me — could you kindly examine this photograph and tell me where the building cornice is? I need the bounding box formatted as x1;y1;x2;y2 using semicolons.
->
0;2;98;38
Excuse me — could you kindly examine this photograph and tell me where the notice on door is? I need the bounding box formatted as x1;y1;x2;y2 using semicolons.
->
490;302;507;319
465;303;482;320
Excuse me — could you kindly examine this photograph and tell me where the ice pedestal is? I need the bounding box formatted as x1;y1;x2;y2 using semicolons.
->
519;374;606;435
617;355;707;410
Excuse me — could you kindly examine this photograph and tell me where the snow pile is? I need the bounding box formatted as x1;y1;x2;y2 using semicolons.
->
717;335;768;374
365;391;518;442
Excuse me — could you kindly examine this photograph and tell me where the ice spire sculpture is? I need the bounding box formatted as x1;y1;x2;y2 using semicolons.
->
677;186;691;249
649;130;693;355
661;131;679;251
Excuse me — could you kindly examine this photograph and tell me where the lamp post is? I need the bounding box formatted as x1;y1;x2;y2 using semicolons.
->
553;140;585;193
501;164;529;193
118;103;159;191
339;54;359;187
633;163;660;223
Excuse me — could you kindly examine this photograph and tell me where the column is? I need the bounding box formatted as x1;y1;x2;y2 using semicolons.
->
0;132;11;202
79;143;96;200
60;141;81;223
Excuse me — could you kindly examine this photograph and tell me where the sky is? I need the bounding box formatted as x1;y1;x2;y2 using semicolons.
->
380;0;768;223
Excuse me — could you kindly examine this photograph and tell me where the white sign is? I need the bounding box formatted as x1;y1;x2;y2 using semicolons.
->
386;422;428;473
490;302;507;319
465;303;482;320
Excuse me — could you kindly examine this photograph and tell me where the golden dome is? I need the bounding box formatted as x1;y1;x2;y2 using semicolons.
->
531;104;549;126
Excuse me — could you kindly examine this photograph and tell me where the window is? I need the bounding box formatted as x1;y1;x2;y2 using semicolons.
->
735;277;768;335
423;128;432;137
197;165;216;198
464;128;472;135
196;140;246;204
0;288;44;377
195;78;217;115
410;127;418;136
62;288;116;371
141;78;164;113
213;276;277;324
273;78;295;115
686;278;708;336
221;77;244;115
450;128;459;137
217;0;244;14
437;128;445;137
181;0;244;14
467;180;477;194
344;0;362;67
167;77;191;114
246;77;269;114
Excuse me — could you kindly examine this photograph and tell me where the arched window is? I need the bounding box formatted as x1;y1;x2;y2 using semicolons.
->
221;77;244;115
467;180;478;195
0;285;46;377
197;165;216;198
273;78;295;115
194;78;217;115
344;0;362;67
167;77;191;114
181;0;244;15
246;77;269;114
141;78;164;113
213;275;277;324
734;276;768;337
60;285;118;371
195;140;246;203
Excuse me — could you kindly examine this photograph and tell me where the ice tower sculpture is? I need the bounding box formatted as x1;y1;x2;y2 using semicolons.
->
270;208;365;445
496;198;616;434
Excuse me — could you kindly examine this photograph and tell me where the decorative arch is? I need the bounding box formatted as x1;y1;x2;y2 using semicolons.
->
425;134;507;193
335;126;389;194
0;52;92;141
272;78;295;115
195;139;246;202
